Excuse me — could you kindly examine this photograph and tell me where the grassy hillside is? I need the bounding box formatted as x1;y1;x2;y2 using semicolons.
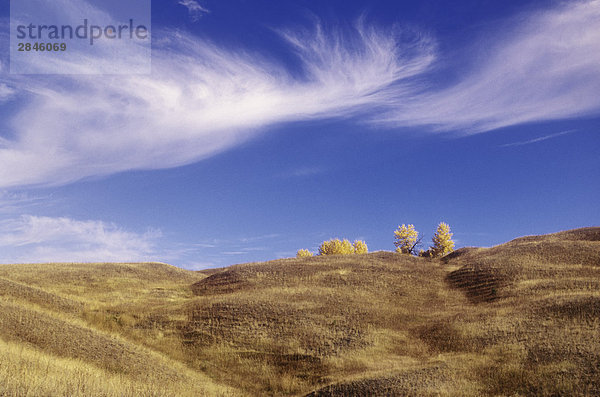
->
0;262;234;396
1;228;599;396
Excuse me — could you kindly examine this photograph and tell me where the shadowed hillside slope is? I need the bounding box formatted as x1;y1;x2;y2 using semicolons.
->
444;227;600;301
1;228;599;396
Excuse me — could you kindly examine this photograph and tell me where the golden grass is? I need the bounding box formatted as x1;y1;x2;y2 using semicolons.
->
0;227;599;395
0;262;236;396
0;336;233;397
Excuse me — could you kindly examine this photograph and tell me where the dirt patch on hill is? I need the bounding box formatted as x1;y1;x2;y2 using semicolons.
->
191;270;252;295
305;365;450;396
446;264;508;303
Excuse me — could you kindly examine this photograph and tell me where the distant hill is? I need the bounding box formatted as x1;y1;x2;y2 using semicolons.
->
0;228;599;396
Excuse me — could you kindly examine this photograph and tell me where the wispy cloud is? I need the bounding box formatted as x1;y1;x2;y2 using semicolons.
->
0;83;14;102
178;0;210;21
0;10;432;188
0;215;160;263
380;1;600;132
279;167;326;178
0;1;599;189
239;233;281;243
0;191;48;214
499;130;577;147
168;234;285;268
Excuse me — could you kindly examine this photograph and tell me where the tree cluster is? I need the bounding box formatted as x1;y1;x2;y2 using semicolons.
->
296;222;455;259
297;238;368;257
394;222;455;258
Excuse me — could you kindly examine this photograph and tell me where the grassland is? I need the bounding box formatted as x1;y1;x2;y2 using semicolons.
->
0;227;599;396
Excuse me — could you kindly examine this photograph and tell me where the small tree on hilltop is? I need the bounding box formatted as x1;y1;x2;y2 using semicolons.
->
394;224;421;255
430;222;455;258
297;249;313;258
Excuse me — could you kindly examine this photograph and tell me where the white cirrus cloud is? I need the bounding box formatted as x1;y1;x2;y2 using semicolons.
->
0;83;14;102
178;0;210;21
380;1;600;132
0;215;160;263
0;1;599;189
499;130;577;147
0;191;48;214
0;9;433;188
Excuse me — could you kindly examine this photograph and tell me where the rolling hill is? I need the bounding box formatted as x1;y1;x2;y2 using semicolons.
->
0;227;599;396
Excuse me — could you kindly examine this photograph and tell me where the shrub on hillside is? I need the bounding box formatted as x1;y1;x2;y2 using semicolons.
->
296;249;314;258
430;222;455;257
353;240;368;254
318;239;368;255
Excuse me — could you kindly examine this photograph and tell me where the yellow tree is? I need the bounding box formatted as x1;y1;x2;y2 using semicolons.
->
353;240;368;254
318;238;354;255
394;224;419;255
296;249;313;258
318;239;368;255
430;222;455;257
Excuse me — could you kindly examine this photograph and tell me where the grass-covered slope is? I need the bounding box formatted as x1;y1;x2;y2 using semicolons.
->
1;228;599;396
0;262;235;396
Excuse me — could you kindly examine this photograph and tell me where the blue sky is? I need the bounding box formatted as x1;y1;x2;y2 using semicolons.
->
0;0;598;269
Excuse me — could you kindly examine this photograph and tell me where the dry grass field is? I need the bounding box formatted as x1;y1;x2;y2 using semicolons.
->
0;227;599;396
